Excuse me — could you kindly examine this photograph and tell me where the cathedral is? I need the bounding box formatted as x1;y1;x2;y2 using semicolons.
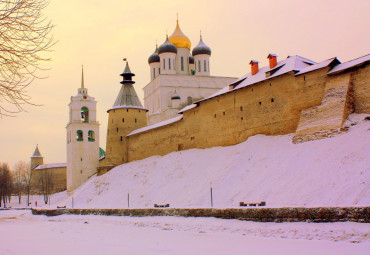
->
29;19;370;193
144;20;236;125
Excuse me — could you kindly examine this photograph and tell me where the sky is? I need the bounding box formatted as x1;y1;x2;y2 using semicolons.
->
1;0;369;168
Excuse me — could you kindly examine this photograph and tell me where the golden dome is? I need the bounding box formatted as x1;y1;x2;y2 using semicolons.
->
168;22;191;50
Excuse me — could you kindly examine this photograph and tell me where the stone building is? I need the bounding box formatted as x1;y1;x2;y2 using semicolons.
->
29;145;67;194
116;53;369;164
145;20;237;125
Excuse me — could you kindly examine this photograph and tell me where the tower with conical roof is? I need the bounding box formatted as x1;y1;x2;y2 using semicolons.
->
103;61;147;167
30;144;44;169
66;66;99;191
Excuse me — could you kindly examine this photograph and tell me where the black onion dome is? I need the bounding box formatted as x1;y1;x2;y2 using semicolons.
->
148;45;160;64
189;55;194;64
171;92;180;100
192;37;211;56
158;36;177;54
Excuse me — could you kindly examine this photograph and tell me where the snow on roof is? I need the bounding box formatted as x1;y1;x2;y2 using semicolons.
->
327;54;370;75
181;55;316;114
108;105;147;112
128;115;183;136
34;163;67;170
295;57;339;76
178;104;197;114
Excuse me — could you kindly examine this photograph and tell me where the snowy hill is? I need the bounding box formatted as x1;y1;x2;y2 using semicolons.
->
59;114;369;209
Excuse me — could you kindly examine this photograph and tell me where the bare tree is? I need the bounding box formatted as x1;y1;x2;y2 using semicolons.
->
0;162;13;207
39;169;53;204
0;0;55;116
13;160;30;204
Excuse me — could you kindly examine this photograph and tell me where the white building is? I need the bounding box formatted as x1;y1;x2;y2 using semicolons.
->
144;20;237;125
66;67;100;191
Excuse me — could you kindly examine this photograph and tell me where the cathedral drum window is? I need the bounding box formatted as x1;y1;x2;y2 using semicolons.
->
81;107;89;123
88;130;95;142
77;130;83;141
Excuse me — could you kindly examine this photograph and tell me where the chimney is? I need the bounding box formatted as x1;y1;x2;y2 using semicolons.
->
250;60;259;75
267;54;277;69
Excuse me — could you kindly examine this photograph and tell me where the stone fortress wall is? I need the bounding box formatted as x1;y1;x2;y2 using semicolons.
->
119;59;369;165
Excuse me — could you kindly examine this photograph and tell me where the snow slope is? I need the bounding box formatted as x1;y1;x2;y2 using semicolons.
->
57;114;369;209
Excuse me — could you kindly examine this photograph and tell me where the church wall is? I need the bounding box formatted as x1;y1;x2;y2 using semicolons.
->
145;75;237;125
127;64;369;163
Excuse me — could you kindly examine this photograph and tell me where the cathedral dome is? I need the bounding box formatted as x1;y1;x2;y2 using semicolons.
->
189;55;194;64
171;91;180;100
169;22;191;50
148;45;160;64
158;36;177;54
192;36;211;56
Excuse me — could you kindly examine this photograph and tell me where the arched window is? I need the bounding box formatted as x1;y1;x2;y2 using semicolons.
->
198;60;201;72
81;107;89;123
77;130;83;141
153;68;155;79
169;58;171;69
88;130;95;142
181;56;184;71
204;60;207;72
163;59;165;70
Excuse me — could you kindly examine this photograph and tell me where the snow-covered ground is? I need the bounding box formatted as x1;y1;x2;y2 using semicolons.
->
46;113;369;209
0;210;369;255
2;114;369;254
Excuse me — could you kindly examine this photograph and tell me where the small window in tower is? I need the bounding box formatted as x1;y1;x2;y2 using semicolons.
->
163;59;165;70
80;170;82;174
223;111;225;115
120;136;123;141
271;98;274;102
169;58;171;69
80;158;82;161
126;109;128;112
122;118;124;123
135;118;137;123
304;76;306;81
198;60;201;72
88;130;95;142
240;106;243;111
241;117;244;120
204;60;207;72
81;107;89;123
77;130;83;141
259;102;262;105
214;114;217;118
159;68;161;74
116;128;118;133
270;83;272;86
187;96;192;105
153;68;155;79
190;136;195;141
181;56;184;71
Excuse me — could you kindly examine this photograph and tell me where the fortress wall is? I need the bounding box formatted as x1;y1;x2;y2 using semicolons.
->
30;167;66;194
128;69;332;162
127;64;369;163
351;64;370;113
294;64;369;143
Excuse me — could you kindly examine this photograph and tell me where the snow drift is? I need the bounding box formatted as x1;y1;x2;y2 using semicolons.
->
61;114;370;209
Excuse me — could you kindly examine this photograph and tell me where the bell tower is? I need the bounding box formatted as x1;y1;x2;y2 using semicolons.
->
66;66;99;191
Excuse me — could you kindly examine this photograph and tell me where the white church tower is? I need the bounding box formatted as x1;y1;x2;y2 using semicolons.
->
66;67;99;191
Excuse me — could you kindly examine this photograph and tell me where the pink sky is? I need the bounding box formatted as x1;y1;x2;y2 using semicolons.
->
1;0;369;168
